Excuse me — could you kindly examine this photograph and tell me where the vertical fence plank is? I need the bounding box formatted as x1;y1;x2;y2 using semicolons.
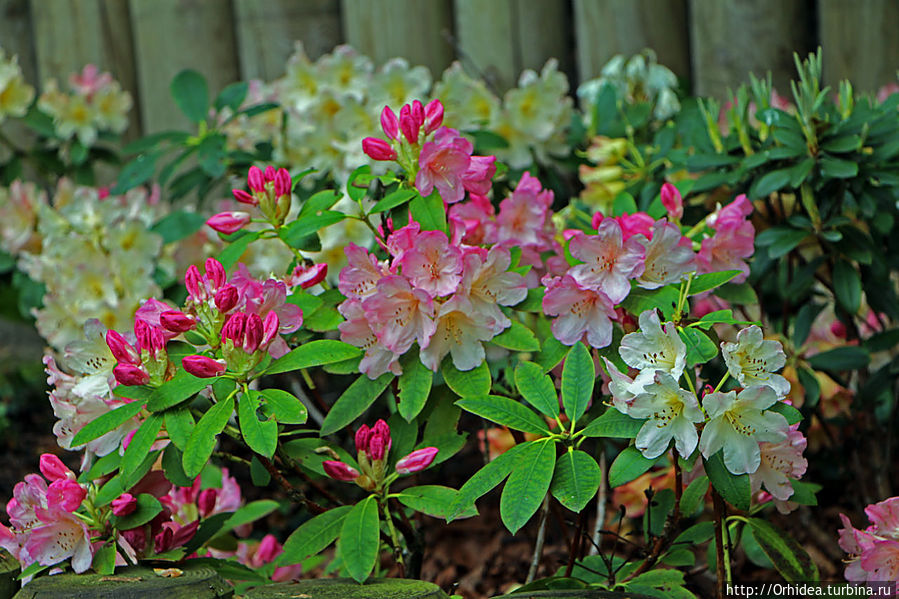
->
129;0;239;133
819;0;899;93
341;0;454;75
233;0;341;81
689;0;813;98
0;0;37;84
455;0;572;92
573;0;690;85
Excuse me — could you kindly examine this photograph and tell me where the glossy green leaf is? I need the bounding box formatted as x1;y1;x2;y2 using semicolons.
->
561;343;594;426
71;400;145;447
113;493;162;530
147;370;210;412
320;373;393;436
257;388;307;425
704;451;751;511
338;496;380;583
182;395;235;478
266;340;362;375
442;360;490;397
678;327;718;368
277;505;353;566
746;518;819;581
151;210;206;244
500;440;556;534
621;285;679;320
395;485;478;519
217;230;261;271
608;446;655;487
688;271;742;295
239;393;278;458
807;346;870;371
161;443;193;487
164;407;195;451
397;355;433;422
680;475;709;516
580;409;644;439
750;168;792;199
170;69;209;123
446;441;530;522
216;500;279;537
492;320;540;352
112;151;160;195
120;414;163;482
833;258;861;314
768;402;802;425
514;361;560;418
370;189;416;213
550;450;601;513
409;190;447;233
456;395;550;435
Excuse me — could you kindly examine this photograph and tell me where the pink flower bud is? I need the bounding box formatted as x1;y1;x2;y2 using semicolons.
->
274;168;292;197
214;284;239;313
354;424;371;454
256;534;282;563
222;312;247;345
424;99;444;135
135;320;164;357
591;212;604;230
160;310;195;333
106;330;141;366
205;258;226;289
111;493;137;517
154;527;174;553
322;460;360;482
247;166;265;192
261;312;280;348
197;488;217;517
410;100;424;131
46;479;86;512
207;211;251;235
288;263;327;290
395;447;439;474
232;188;257;206
368;434;387;461
113;363;150;386
243;313;264;353
660;182;683;220
182;355;227;378
371;419;392;451
362;137;397;161
380;105;399;140
40;454;74;482
399;104;418;144
185;265;202;299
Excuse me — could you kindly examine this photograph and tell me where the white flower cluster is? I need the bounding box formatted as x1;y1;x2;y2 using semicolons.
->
2;179;168;351
0;48;34;123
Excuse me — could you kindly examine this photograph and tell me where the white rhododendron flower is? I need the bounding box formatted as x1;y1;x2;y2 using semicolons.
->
629;371;704;458
619;310;686;391
699;385;789;475
721;325;791;398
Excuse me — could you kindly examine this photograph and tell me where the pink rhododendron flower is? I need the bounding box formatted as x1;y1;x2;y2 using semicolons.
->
285;263;327;292
398;230;462;297
636;220;695;289
567;219;645;303
839;497;899;592
415;127;472;204
338;299;401;379
461;155;497;197
496;172;554;247
459;247;528;334
542;274;616;348
182;354;227;378
616;212;655;240
420;295;496;372
697;194;755;283
750;424;808;509
338;243;388;300
363;275;436;354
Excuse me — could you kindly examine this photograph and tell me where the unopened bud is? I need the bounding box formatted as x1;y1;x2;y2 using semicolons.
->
111;493;137;517
395;447;439;474
322;460;360;482
113;363;150;386
197;488;217;517
207;211;251;235
423;99;444;135
160;310;195;333
380;105;399;140
182;355;227;378
214;284;239;313
232;188;257;206
40;454;74;482
247;166;265;193
205;258;226;289
362;137;397;161
106;330;141;366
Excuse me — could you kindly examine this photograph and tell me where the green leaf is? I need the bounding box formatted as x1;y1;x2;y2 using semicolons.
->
278;506;353;567
370;189;416;214
217;230;261;271
746;518;819;581
164;407;195;451
833;258;861;314
338;496;380;583
266;340;362;375
147;370;210;412
608;446;655;487
551;449;601;513
692;309;754;329
514;361;560;418
561;343;594;426
397;355;433;422
535;336;568;372
688;271;742;295
151;210;207;245
239;392;278;458
819;156;858;179
621;285;680;320
580;408;644;438
514;287;545;312
456;396;550;435
768;401;802;425
182;395;235;478
92;541;117;575
71;400;145;447
678;327;718;368
395;485;477;519
446;441;531;522
442;360;490;397
170;69;209;123
186;557;267;582
755;226;808;258
120;414;163;483
807;346;870;371
112;151;161;195
182;511;233;555
750;168;792;199
714;282;757;305
161;443;194;487
214;81;248;112
612;192;638;217
257;389;307;425
216;500;279;537
704;451;751;511
680;475;709;516
196;133;226;178
492;320;540;352
320;373;393;436
674;521;715;545
788;479;820;506
346;165;371;202
500;440;556;534
278;211;345;249
113;493;162;530
409;190;447;234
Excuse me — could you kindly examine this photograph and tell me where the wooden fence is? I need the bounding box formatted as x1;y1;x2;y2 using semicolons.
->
0;0;897;136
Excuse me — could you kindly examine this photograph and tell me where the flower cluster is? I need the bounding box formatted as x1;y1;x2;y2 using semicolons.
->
696;193;755;283
38;64;132;146
323;419;438;490
0;47;35;123
838;496;899;588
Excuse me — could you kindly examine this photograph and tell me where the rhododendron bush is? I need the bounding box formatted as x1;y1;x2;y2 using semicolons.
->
0;43;897;599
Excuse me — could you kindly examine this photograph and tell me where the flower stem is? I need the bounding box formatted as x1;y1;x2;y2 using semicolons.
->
380;495;406;575
526;494;550;583
712;488;732;599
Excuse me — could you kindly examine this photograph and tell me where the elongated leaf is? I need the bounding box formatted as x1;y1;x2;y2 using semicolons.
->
164;406;195;450
182;395;235;478
551;450;601;513
266;340;362;375
113;493;161;530
456;396;550;435
338;496;380;583
409;190;447;233
370;189;416;213
833;258;861;315
704;451;751;511
320;373;393;436
217;230;261;271
239;393;278;458
257;389;307;425
112;151;160;194
492;321;540;352
442;360;490;397
678;327;718;368
688;271;742;295
500;440;556;533
608;446;655;487
162;443;193;487
746;518;819;581
621;285;679;320
535;336;567;371
147;370;210;412
120;414;163;483
514;361;559;418
277;506;353;567
217;500;279;536
769;402;802;425
170;69;208;123
214;81;248;112
807;346;870;371
397;355;433;422
680;475;709;516
580;409;644;439
71;401;144;447
750;168;792;199
561;343;594;426
394;485;477;519
151;211;206;245
447;441;531;522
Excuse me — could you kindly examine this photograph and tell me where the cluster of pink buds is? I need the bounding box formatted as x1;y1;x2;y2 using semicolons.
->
181;258;239;347
323;420;438;492
362;99;495;204
210;165;293;233
107;318;171;387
